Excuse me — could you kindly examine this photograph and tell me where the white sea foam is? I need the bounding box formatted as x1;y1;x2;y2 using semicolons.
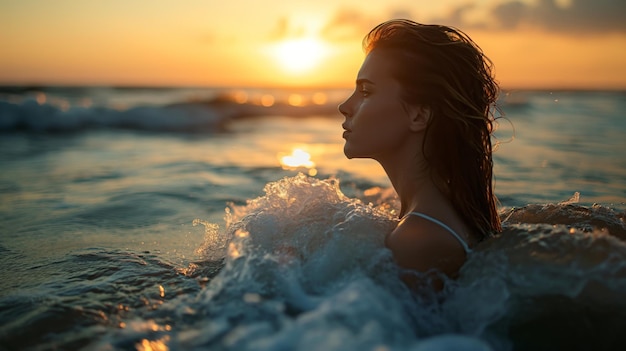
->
169;175;626;351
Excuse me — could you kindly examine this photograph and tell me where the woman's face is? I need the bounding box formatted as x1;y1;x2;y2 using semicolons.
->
339;50;415;161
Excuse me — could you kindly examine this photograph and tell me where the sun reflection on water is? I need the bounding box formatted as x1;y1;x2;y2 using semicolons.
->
312;92;327;105
136;337;170;351
288;93;304;106
279;148;317;176
260;94;275;107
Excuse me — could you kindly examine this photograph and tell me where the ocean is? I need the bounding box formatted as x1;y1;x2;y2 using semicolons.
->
0;86;625;351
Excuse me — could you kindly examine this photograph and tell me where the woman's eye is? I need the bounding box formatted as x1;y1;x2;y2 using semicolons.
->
360;89;370;97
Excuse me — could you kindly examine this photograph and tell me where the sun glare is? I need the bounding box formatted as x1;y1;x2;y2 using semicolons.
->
271;38;329;74
280;148;317;176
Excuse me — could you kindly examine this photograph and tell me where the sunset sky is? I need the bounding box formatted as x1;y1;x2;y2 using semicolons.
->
2;0;625;89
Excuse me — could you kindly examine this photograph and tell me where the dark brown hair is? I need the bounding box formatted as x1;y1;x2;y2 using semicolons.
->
363;19;502;239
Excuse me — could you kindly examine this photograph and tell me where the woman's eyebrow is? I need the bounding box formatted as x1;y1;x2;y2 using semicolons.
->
356;78;374;86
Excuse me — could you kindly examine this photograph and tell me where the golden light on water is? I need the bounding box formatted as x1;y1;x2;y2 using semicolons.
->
228;242;242;259
233;90;248;104
36;93;46;105
260;94;275;107
312;92;327;105
136;337;170;351
235;229;249;238
280;148;315;168
288;94;304;106
280;148;317;176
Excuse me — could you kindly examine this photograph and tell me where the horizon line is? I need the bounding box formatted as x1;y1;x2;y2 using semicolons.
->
0;83;625;93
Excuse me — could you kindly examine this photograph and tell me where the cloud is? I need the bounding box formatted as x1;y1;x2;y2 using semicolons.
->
442;0;626;34
491;1;527;30
320;7;442;42
524;0;626;33
318;0;626;44
268;17;306;40
320;8;377;42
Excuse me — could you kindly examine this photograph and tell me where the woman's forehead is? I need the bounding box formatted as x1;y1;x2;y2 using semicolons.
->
357;50;397;84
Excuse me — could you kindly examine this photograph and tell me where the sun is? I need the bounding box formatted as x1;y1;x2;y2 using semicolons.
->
271;38;329;74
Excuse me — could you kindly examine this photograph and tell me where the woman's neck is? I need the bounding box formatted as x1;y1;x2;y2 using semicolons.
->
377;152;434;218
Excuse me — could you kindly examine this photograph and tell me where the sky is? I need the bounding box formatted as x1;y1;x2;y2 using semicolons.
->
1;0;626;89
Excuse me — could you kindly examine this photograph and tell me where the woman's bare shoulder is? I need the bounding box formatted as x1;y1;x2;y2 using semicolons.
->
386;215;467;276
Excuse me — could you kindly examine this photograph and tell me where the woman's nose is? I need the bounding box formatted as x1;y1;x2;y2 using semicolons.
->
338;99;351;118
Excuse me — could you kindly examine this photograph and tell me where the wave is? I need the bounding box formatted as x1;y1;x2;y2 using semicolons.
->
2;174;624;350
0;96;338;133
176;174;626;351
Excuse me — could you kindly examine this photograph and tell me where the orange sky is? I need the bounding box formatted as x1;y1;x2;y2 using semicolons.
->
1;0;626;89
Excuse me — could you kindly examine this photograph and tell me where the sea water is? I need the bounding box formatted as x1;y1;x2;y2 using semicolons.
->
0;87;625;351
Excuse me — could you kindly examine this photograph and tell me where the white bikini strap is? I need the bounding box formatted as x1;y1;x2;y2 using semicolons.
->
405;212;472;254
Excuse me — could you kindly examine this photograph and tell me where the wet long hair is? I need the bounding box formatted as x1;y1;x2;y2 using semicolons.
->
363;19;502;239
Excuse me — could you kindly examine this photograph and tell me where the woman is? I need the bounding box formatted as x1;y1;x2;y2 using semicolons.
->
339;19;502;283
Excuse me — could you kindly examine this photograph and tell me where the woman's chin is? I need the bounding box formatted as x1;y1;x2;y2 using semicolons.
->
343;146;355;159
344;143;370;159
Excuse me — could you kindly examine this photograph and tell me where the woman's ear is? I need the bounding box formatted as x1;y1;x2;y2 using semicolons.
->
408;105;431;132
